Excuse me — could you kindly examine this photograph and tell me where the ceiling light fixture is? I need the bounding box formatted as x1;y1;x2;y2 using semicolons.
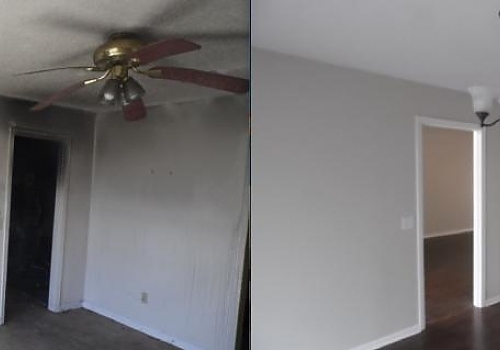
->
98;77;146;107
468;86;499;127
98;79;120;105
122;77;145;103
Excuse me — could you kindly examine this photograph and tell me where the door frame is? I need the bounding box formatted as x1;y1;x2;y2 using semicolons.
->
0;126;71;324
415;115;485;330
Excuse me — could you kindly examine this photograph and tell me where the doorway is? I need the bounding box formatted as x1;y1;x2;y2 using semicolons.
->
6;136;60;310
416;116;485;330
236;232;250;350
422;126;473;324
0;128;71;324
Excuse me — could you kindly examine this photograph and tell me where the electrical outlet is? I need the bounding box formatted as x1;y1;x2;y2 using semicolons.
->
141;292;148;304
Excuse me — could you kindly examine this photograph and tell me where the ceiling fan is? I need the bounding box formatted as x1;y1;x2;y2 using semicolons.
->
18;32;249;121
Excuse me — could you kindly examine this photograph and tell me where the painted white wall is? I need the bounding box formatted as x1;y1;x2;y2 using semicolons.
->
84;96;249;350
0;98;94;309
423;127;473;237
251;48;500;350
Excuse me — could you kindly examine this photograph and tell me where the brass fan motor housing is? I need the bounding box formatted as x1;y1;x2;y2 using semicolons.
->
93;33;143;71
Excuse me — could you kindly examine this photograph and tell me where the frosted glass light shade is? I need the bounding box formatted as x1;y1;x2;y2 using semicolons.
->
468;86;494;114
98;79;120;105
122;77;145;102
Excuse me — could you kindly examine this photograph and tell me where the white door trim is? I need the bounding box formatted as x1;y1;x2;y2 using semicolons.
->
415;116;485;331
0;126;72;324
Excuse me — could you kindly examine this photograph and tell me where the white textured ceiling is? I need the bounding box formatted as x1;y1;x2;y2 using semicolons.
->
0;0;249;112
252;0;500;93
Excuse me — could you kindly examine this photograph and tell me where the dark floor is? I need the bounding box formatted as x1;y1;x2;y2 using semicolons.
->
425;232;473;324
0;290;181;350
381;303;500;350
381;232;482;349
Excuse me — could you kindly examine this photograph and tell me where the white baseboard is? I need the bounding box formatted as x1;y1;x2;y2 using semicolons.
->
485;295;500;307
82;301;203;350
57;301;82;312
424;228;473;239
349;324;421;350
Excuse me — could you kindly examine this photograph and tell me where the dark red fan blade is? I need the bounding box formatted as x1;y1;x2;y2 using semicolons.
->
128;38;201;65
147;67;249;93
31;81;87;111
122;98;147;121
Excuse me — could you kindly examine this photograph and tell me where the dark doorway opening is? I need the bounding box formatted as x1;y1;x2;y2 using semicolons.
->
7;136;60;307
241;284;249;350
236;232;250;350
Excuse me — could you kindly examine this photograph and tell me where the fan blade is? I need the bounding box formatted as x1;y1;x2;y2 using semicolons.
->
15;66;101;77
31;70;110;111
30;82;87;111
122;98;147;121
146;67;249;93
128;38;201;65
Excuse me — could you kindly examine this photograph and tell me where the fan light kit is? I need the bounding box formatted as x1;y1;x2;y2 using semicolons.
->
468;86;500;127
18;33;249;121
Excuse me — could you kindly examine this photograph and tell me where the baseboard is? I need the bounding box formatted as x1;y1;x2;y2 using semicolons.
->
485;295;500;307
55;301;82;312
349;324;421;350
424;228;473;239
82;301;203;350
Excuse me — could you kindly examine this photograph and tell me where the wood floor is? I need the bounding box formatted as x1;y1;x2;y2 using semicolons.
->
381;302;500;350
425;232;473;324
0;290;180;350
381;232;500;350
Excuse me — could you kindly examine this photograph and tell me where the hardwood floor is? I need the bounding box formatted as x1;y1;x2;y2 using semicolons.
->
1;290;180;350
425;232;473;324
381;232;495;350
381;303;500;349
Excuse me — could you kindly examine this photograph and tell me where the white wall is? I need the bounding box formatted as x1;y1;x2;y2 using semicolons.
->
423;127;473;237
84;95;249;350
0;98;94;309
251;48;500;350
